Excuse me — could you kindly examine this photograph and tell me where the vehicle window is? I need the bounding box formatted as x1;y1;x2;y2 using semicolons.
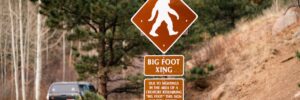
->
50;84;79;93
89;85;96;92
79;84;89;92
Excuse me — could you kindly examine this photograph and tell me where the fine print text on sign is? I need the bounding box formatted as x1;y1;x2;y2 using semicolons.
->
144;79;184;100
144;55;184;76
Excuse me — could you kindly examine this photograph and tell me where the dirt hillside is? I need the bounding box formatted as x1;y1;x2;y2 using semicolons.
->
187;7;300;100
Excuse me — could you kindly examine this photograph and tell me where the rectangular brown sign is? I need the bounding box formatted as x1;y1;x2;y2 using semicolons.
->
144;78;184;100
144;55;184;76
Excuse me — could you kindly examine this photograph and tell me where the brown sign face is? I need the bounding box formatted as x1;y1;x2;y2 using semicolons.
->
144;78;184;100
144;55;184;76
131;0;198;53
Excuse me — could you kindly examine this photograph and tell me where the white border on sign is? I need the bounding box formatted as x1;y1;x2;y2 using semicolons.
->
144;55;185;76
144;78;185;100
131;0;198;54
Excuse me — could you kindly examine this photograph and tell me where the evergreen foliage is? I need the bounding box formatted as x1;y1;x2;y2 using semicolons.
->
296;51;300;60
187;0;272;36
186;64;215;81
83;91;105;100
36;0;153;76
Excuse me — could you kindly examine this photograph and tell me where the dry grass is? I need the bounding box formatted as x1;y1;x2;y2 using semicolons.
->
188;4;300;100
191;5;284;68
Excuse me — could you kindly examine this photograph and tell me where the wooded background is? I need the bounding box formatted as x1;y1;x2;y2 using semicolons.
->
0;0;289;100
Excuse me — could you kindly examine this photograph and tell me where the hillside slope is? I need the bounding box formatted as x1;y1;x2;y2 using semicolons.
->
188;7;300;100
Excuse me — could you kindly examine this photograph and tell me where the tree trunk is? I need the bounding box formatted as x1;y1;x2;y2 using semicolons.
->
9;0;19;99
68;41;73;80
62;34;66;81
98;26;108;98
25;0;31;87
18;0;26;99
4;29;8;86
35;0;42;99
0;0;2;86
275;0;279;11
46;38;49;68
100;71;108;99
0;26;2;83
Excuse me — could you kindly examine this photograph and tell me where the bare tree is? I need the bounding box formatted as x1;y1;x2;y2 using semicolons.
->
68;41;73;79
0;21;2;83
18;0;27;99
9;0;19;99
35;0;42;99
62;34;66;81
3;30;8;93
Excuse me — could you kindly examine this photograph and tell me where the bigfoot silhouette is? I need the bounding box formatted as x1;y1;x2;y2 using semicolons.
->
148;0;179;37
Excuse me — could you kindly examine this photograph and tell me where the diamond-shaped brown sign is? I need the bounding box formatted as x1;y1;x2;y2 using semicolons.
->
131;0;198;53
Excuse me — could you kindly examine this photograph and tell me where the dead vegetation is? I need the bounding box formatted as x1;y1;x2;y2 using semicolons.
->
186;5;300;100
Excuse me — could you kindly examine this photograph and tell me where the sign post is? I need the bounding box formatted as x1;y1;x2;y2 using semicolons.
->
132;0;197;99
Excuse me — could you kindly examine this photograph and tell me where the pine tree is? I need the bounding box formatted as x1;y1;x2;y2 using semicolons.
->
189;0;272;36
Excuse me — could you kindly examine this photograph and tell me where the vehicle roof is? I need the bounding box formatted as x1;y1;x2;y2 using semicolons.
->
51;81;92;85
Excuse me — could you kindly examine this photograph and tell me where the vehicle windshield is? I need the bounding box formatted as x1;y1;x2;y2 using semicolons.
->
79;84;89;92
50;84;79;93
78;84;96;92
